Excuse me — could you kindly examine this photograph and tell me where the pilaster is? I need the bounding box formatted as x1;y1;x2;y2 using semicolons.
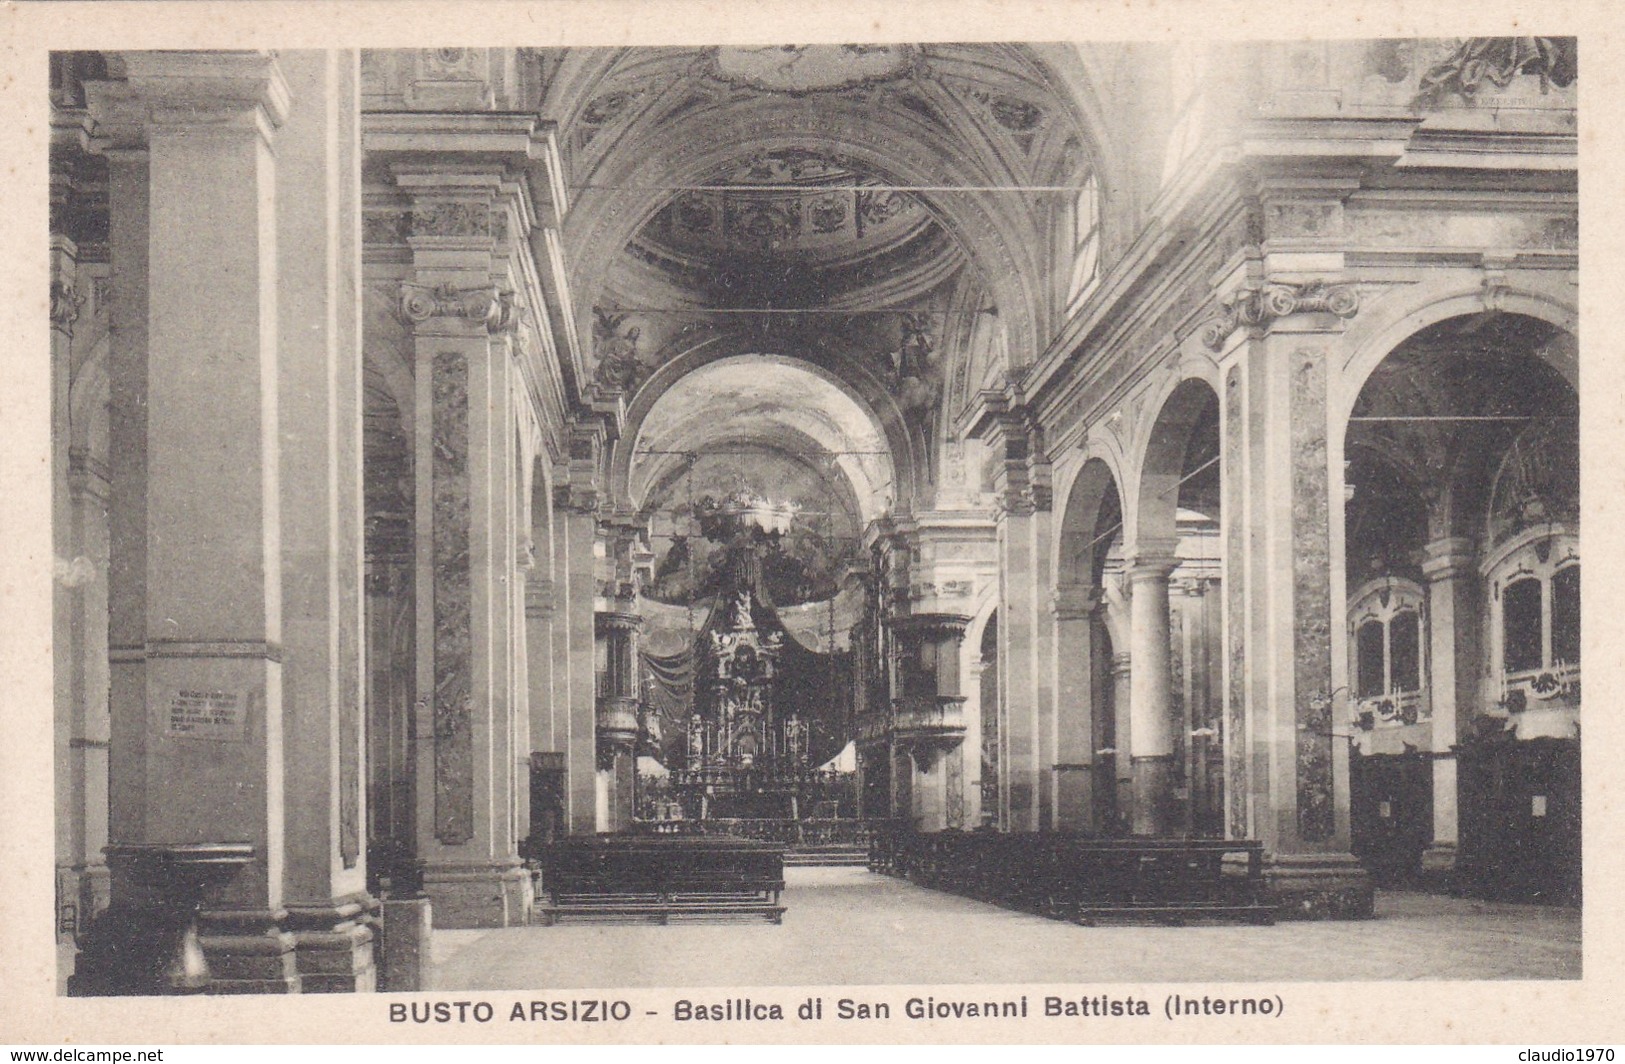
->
971;397;1053;832
76;50;302;994
1214;267;1372;918
382;117;539;929
556;456;606;836
1419;537;1479;883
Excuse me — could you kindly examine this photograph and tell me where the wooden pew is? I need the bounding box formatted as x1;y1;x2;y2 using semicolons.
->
868;826;1274;926
537;836;787;925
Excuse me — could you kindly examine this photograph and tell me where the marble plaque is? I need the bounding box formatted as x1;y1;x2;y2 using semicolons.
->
164;688;246;742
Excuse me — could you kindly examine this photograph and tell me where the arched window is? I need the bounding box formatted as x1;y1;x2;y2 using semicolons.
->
1486;536;1581;710
1347;579;1428;729
1066;171;1101;312
1501;576;1543;674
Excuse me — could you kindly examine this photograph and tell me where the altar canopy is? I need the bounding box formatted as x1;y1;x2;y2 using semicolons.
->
641;574;856;776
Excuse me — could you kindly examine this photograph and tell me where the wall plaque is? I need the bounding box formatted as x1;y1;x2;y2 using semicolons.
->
165;689;247;741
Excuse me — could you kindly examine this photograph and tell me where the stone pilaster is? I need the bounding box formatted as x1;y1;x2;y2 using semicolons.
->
1217;277;1372;918
77;51;303;994
522;565;560;849
1110;651;1134;832
1126;549;1180;837
972;400;1053;831
1419;537;1479;884
52;228;113;953
272;51;374;990
376;116;545;929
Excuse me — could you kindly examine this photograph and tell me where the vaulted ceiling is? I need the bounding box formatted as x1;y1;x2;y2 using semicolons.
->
537;44;1105;521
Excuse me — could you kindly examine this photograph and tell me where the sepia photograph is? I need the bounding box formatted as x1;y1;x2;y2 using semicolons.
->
8;2;1618;1045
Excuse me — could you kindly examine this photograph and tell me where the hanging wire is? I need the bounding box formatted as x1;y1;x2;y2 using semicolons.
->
591;307;975;317
569;183;1090;194
1080;452;1222;556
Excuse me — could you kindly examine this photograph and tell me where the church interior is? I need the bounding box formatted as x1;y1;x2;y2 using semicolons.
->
46;39;1579;993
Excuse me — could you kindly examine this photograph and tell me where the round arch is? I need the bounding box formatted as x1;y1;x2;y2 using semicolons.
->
1056;453;1128;589
1134;376;1221;554
609;339;918;516
1334;279;1578;425
632;426;867;539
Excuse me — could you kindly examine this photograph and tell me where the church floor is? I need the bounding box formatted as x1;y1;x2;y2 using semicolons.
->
428;866;1580;989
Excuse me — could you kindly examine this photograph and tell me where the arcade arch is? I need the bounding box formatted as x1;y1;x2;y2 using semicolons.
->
1340;310;1579;901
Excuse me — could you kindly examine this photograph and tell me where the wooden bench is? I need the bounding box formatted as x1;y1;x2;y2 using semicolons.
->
870;827;1274;926
537;837;787;925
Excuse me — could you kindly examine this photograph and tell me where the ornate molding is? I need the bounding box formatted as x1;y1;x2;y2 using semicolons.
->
1201;280;1360;351
399;282;515;332
910;579;975;601
411;201;491;239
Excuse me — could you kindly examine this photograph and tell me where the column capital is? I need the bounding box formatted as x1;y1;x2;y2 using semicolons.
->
888;612;973;641
86;51;290;152
594;609;643;634
51;277;85;338
552;482;601;517
1202;276;1361;352
1420;537;1477;581
1051;582;1102;620
1125;542;1181;582
399;281;517;335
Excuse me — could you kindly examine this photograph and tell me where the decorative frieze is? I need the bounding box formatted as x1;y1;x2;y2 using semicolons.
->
1200;280;1360;351
411;201;490;239
911;579;975;601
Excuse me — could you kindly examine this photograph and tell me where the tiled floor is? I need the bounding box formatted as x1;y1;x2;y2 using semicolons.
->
429;866;1582;989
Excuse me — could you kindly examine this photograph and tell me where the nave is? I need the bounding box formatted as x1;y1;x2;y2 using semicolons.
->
46;40;1582;995
429;867;1581;989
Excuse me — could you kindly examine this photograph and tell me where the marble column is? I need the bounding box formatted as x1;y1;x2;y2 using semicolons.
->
1127;549;1180;836
1219;308;1372;918
1051;584;1101;832
1419;537;1479;883
76;51;326;994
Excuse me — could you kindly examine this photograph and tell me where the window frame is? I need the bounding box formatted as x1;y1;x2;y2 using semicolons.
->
1346;577;1429;729
1483;529;1581;707
1062;170;1101;315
